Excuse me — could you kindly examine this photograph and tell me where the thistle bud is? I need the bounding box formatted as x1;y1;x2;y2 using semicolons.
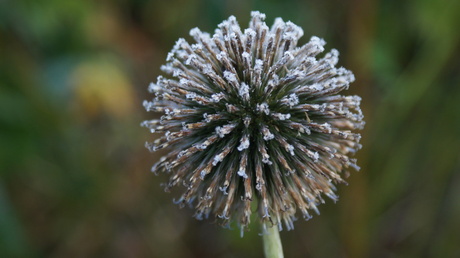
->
143;11;364;233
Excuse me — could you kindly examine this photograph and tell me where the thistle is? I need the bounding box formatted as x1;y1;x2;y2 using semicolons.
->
142;11;364;235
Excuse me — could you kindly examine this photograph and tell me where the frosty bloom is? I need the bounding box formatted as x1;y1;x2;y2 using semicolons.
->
142;11;364;233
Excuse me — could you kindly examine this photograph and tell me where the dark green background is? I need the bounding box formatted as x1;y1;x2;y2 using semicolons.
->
1;0;459;257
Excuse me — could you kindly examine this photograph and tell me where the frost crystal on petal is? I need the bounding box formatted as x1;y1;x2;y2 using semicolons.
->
143;11;364;233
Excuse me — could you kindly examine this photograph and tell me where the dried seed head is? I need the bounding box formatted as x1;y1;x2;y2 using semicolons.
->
143;11;364;233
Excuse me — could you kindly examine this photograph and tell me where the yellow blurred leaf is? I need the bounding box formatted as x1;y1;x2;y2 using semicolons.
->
71;58;135;120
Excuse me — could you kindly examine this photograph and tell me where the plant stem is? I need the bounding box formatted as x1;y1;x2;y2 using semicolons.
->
262;224;284;258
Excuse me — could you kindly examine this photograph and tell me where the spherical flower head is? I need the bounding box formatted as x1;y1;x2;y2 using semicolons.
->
142;11;364;233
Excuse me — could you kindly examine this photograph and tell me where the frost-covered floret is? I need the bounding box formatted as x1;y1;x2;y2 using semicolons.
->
143;11;364;234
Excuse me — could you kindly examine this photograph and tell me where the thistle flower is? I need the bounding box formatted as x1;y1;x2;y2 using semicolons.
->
142;11;364;233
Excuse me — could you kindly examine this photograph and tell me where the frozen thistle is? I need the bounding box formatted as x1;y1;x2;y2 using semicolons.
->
143;11;364;233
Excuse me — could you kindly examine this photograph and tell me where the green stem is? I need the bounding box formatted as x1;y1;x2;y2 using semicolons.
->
262;224;284;258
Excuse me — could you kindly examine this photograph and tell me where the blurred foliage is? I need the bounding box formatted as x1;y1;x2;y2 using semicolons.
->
1;0;459;257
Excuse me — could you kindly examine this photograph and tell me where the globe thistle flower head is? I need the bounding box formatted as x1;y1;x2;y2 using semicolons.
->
143;11;364;233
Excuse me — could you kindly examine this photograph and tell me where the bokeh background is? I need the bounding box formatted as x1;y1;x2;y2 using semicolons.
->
1;0;459;257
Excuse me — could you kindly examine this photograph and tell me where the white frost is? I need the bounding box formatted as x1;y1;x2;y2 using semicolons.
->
239;83;250;101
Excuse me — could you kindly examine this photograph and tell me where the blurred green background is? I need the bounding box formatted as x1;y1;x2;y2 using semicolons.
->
1;0;459;257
